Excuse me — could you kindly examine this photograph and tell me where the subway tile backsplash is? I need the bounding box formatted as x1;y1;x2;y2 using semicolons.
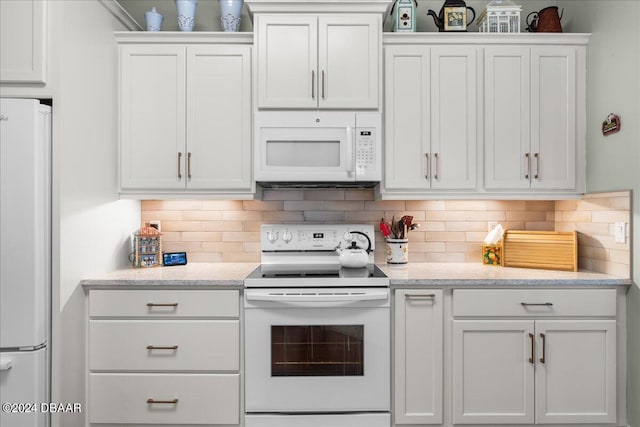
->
141;190;631;277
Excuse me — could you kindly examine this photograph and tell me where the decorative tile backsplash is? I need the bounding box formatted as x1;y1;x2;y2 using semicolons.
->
141;190;631;277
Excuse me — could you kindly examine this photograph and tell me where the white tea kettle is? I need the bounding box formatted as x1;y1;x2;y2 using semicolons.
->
335;231;372;268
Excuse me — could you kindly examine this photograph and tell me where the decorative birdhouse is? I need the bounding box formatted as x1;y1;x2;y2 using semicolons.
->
478;0;522;33
391;0;417;32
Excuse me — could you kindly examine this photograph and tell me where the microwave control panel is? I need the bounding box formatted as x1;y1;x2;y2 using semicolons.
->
355;129;376;172
354;113;381;181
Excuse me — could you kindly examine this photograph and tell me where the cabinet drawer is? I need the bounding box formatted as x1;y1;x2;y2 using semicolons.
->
453;289;616;317
89;289;239;318
89;373;239;424
89;320;239;371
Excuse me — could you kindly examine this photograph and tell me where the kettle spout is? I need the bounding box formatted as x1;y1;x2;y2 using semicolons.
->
426;9;442;29
334;241;343;254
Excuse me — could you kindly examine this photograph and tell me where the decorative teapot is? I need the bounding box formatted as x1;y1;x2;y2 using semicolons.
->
335;231;372;269
427;0;475;32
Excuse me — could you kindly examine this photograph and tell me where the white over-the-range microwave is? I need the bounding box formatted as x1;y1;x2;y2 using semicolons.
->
254;111;382;186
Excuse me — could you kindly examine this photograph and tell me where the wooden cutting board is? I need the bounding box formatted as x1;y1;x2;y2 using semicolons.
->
502;230;578;272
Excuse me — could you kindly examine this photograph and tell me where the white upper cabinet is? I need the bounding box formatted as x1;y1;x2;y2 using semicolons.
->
382;33;588;200
120;44;186;191
118;34;253;197
383;43;477;192
0;0;47;84
256;14;380;109
485;45;579;191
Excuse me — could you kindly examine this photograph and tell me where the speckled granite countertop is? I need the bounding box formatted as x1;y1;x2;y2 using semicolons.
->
379;263;631;287
80;262;631;289
80;263;258;289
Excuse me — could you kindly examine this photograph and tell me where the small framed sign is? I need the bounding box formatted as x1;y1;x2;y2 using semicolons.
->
602;113;621;136
444;6;469;31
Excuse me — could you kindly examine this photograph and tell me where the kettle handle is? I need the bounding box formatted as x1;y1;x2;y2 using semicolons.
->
466;6;476;26
350;231;372;254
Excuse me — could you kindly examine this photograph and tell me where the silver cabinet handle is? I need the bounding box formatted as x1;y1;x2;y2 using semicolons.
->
434;152;439;180
322;70;325;99
147;399;178;405
311;70;315;99
405;294;436;299
177;152;182;179
187;152;192;179
147;345;178;350
525;153;530;179
520;302;553;306
425;153;430;180
534;152;540;179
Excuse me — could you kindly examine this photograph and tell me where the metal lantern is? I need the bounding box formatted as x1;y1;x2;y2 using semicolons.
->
478;0;522;33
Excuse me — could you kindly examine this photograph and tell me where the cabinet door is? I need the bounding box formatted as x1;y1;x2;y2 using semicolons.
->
256;15;317;109
0;0;46;83
186;45;252;190
120;45;186;190
394;290;443;424
452;320;535;424
318;15;379;109
430;47;477;190
484;47;531;190
384;45;430;190
535;320;616;424
531;47;576;190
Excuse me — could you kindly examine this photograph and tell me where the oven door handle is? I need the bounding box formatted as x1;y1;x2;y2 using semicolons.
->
245;291;388;304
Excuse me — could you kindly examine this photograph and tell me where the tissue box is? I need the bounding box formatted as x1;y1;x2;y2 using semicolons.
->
482;245;502;265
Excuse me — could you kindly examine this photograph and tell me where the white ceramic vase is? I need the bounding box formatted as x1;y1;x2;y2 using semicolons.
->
145;7;164;31
219;0;243;32
175;0;197;31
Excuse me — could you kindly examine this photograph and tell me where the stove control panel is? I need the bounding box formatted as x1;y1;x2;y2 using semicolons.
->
260;224;375;252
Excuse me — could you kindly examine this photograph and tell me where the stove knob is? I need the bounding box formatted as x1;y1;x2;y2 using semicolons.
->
266;231;279;243
343;231;352;242
282;231;293;243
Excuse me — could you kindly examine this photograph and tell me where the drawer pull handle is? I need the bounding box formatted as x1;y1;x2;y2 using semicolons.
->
540;333;546;364
146;303;179;307
147;345;178;350
520;302;553;306
528;333;535;364
405;294;436;299
147;399;178;405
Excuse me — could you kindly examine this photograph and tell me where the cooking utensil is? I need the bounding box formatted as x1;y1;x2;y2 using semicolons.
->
379;218;391;238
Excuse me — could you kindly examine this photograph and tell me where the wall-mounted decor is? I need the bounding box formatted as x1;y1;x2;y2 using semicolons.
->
602;113;621;136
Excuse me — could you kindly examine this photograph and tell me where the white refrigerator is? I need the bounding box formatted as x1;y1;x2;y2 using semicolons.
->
0;98;51;427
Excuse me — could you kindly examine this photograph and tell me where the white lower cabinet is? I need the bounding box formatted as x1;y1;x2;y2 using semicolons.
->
452;289;617;425
394;289;443;425
87;289;241;426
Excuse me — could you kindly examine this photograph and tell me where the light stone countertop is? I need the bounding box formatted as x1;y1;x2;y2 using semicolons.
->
80;262;631;289
380;263;631;287
80;262;258;289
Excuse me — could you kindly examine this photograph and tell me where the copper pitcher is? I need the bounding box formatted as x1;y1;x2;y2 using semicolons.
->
526;6;563;32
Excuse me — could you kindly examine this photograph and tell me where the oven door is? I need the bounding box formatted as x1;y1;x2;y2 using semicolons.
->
244;288;390;413
254;112;356;182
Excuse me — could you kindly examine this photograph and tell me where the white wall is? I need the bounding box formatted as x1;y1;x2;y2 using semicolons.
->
559;1;640;426
48;1;140;425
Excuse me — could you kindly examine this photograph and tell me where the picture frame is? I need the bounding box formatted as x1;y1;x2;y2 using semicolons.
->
444;6;468;31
